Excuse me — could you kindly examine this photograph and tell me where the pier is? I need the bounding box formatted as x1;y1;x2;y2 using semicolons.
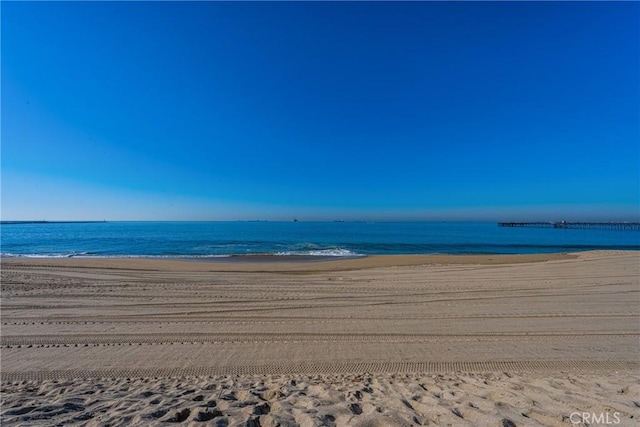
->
498;221;640;231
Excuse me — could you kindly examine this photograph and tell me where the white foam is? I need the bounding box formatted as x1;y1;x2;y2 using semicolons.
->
275;248;362;257
0;253;232;259
1;252;88;258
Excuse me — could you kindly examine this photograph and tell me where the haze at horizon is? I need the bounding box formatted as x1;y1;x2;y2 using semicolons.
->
2;2;638;222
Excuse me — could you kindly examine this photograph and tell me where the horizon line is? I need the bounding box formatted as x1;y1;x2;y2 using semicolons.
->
3;219;640;224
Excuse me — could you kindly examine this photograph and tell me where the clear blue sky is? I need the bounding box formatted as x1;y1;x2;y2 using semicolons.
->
2;2;639;221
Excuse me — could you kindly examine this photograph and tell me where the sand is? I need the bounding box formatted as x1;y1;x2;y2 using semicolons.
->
1;250;638;426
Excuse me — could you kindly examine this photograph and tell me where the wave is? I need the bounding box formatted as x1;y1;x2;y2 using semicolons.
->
274;248;363;257
3;243;638;259
0;252;231;259
1;252;91;258
0;250;364;259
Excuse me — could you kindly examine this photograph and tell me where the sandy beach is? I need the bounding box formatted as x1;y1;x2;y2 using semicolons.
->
1;250;638;426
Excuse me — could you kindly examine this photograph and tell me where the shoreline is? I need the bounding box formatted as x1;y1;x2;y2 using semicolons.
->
0;251;588;272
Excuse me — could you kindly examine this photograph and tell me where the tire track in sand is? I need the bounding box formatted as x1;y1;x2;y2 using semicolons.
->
2;332;638;346
2;360;637;381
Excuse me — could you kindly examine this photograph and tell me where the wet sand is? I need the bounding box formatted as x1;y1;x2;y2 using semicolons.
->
1;250;638;426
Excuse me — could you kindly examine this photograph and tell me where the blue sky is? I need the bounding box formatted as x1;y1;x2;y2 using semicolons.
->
2;2;638;221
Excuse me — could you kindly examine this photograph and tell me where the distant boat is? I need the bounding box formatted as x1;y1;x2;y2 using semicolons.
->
293;218;298;222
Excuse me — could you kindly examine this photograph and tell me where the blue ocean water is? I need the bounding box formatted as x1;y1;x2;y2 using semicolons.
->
1;221;638;258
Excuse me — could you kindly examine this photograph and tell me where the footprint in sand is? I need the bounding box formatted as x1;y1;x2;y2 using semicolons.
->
166;408;190;422
195;408;223;421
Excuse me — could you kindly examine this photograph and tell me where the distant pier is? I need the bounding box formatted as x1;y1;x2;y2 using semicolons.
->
498;221;640;231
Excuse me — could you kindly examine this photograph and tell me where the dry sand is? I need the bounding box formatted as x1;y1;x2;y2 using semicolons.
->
1;250;638;426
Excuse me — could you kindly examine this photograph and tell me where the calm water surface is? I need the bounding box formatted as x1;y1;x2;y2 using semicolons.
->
1;221;638;258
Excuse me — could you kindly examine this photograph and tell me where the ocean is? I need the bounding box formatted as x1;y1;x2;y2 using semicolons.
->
1;221;638;259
